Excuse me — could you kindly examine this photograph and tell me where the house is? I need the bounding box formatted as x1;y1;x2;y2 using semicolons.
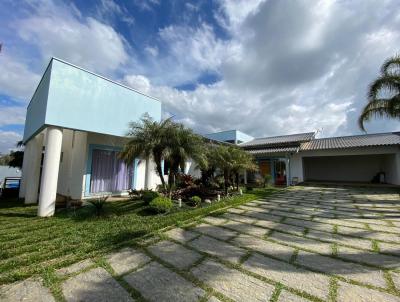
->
19;58;164;216
209;130;400;186
20;58;400;217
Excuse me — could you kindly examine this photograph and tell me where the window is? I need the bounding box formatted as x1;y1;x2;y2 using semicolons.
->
90;149;133;193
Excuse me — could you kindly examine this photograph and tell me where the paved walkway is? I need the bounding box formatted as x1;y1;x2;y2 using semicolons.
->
2;185;400;301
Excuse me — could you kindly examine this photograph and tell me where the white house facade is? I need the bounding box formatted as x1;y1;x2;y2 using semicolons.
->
207;130;400;186
20;58;400;217
19;58;164;217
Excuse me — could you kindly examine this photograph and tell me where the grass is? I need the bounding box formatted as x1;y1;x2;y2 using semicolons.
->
0;187;278;285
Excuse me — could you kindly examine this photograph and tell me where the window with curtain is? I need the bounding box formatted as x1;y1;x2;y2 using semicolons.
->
90;149;133;193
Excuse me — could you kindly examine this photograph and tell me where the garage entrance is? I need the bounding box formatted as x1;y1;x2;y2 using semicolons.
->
303;154;396;183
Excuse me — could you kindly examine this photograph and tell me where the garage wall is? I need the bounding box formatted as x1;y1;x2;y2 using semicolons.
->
303;154;390;183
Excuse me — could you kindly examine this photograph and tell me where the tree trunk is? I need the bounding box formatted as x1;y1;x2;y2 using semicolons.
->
224;170;229;195
155;162;166;189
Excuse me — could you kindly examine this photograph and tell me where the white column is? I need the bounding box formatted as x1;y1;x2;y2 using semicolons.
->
38;127;63;217
24;134;43;204
70;131;87;199
144;156;151;190
244;170;248;184
19;141;32;198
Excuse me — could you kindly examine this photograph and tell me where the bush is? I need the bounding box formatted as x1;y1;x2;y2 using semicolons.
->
87;195;108;216
142;191;159;205
264;174;273;187
149;197;173;213
190;195;202;207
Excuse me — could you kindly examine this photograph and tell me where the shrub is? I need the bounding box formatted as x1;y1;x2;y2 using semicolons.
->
88;195;108;216
190;195;202;207
142;191;160;205
149;197;173;213
264;174;273;187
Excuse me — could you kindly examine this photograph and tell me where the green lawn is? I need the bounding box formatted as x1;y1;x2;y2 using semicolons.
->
0;188;277;285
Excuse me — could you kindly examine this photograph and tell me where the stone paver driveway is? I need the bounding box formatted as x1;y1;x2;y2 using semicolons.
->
2;185;400;302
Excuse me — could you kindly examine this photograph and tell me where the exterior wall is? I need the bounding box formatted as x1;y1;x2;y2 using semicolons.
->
23;58;162;144
81;132;162;197
186;159;201;178
288;146;400;185
57;129;74;196
205;130;253;144
23;62;52;142
303;154;388;183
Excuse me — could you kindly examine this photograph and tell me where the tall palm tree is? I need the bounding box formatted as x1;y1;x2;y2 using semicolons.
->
120;115;172;189
164;123;203;189
358;55;400;131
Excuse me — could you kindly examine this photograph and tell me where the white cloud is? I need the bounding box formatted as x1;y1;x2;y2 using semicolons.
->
17;1;129;75
122;0;400;138
144;23;239;86
123;75;151;94
0;130;22;154
0;106;26;126
0;54;41;101
133;0;160;11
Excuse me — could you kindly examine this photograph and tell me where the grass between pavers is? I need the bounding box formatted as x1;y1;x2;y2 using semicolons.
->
185;204;400;293
0;187;278;286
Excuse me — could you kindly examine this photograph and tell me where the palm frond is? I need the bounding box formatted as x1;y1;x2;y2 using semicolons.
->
368;75;400;100
358;97;400;131
381;55;400;76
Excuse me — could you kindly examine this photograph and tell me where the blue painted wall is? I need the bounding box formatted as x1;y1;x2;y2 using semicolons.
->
23;58;162;142
204;130;253;144
23;62;52;142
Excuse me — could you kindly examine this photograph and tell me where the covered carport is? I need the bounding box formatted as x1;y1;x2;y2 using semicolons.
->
296;132;400;185
303;153;396;183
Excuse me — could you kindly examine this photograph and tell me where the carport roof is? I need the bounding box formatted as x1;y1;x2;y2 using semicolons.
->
301;132;400;151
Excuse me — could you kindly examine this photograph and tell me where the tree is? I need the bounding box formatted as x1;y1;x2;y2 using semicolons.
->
163;123;204;190
120;115;173;189
208;144;257;195
358;55;400;131
120;115;205;192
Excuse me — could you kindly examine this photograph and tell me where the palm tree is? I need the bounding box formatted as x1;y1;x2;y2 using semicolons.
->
164;123;203;190
120;115;172;189
358;55;400;131
211;145;257;195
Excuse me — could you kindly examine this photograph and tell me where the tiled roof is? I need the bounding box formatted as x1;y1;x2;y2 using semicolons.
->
247;147;299;155
301;132;400;151
240;132;315;148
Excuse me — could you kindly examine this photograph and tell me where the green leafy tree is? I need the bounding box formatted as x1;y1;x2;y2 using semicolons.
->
359;55;400;131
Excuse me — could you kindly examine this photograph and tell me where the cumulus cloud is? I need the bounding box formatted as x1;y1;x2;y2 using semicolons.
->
0;54;41;101
17;0;129;75
0;106;26;126
0;131;22;154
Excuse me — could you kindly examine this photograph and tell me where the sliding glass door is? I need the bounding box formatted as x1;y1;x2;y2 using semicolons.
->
90;149;133;194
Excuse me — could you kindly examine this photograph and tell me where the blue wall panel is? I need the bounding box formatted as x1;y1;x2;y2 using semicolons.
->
23;58;162;142
23;62;52;142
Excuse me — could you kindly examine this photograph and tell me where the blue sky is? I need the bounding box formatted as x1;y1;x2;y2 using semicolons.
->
0;0;400;153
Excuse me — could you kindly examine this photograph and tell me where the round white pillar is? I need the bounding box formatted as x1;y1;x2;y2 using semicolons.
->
144;156;151;190
38;127;63;217
19;141;32;199
24;135;44;204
